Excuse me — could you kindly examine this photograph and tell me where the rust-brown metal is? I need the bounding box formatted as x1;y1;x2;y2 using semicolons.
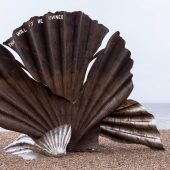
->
4;11;109;103
0;11;164;159
100;99;164;149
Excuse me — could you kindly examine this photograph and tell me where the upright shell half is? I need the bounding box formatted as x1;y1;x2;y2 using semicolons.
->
0;11;164;160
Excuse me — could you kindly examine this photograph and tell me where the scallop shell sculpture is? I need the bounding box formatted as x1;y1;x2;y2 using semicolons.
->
0;11;164;160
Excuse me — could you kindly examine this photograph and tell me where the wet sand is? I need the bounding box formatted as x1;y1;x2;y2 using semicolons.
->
0;130;170;170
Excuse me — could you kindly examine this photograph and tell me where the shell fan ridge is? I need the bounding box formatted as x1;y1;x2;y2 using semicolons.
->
0;11;164;159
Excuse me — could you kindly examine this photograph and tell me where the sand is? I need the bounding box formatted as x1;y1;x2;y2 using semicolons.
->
0;130;170;170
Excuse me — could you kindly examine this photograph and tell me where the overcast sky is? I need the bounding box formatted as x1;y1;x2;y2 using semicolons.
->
0;0;169;103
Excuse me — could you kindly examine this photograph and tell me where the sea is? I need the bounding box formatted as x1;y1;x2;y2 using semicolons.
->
143;103;170;129
0;103;170;132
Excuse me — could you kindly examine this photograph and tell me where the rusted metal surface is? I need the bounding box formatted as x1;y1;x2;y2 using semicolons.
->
0;11;164;159
71;32;133;143
100;99;164;150
0;44;68;138
3;11;109;103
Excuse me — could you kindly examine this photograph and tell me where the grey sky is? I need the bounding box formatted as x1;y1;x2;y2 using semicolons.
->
0;0;169;103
